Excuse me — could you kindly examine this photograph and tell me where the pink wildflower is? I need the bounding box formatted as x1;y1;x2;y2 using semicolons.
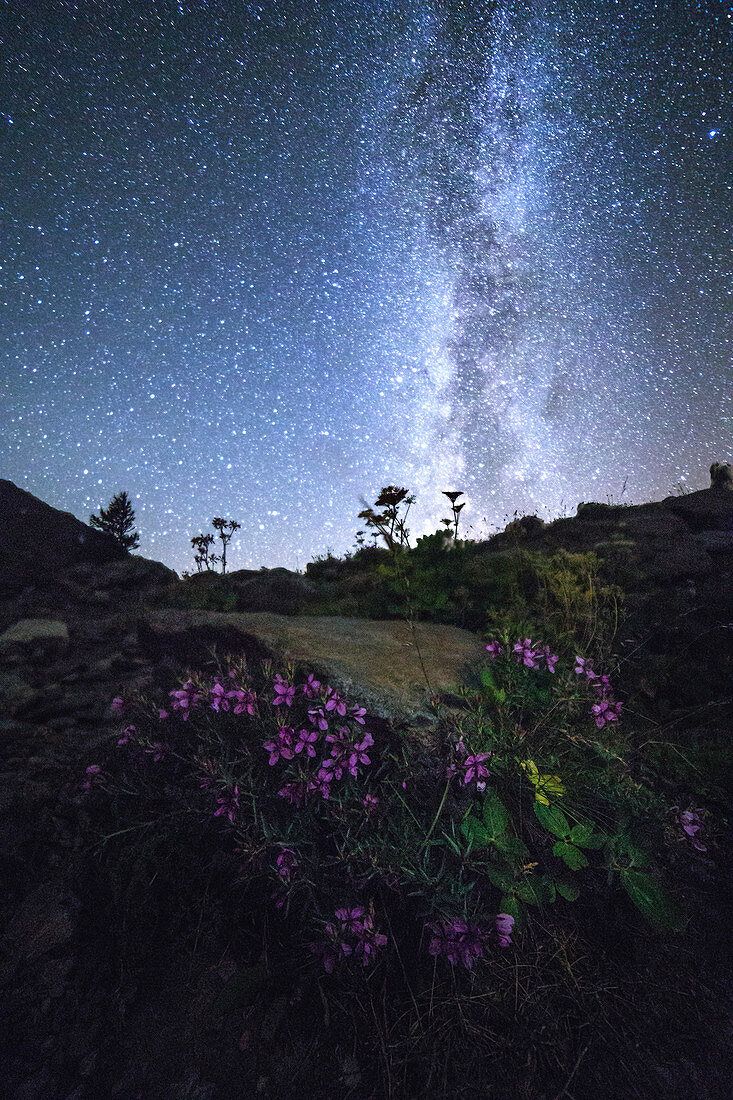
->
301;673;322;699
169;680;202;719
111;696;127;715
209;681;231;713
294;728;319;757
485;641;502;658
308;706;329;731
349;704;367;724
495;912;515;947
273;674;296;707
461;752;491;785
325;688;348;717
539;646;559;673
275;848;298;883
513;638;539;668
157;708;170;720
228;688;257;716
81;764;108;792
591;698;623;728
677;808;707;852
363;792;380;813
214;784;240;824
117;724;137;746
278;780;309;807
262;727;295;765
574;656;597;680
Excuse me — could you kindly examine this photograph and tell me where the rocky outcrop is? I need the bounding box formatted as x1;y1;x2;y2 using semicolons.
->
137;608;487;725
0;480;177;622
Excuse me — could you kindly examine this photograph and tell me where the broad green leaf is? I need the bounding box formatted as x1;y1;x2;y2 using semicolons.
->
570;823;606;849
494;833;530;861
534;800;571;838
481;668;496;691
515;876;554;905
619;869;681;930
521;760;565;805
460;815;491;849
486;864;516;892
553;840;589;870
482;788;508;836
555;880;580;901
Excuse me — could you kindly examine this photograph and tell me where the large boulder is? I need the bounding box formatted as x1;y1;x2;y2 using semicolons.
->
136;609;488;725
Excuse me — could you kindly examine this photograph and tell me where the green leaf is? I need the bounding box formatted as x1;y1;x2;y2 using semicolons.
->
494;688;507;705
570;823;606;849
534;800;571;838
482;788;509;836
619;869;681;930
481;667;496;691
499;894;521;923
460;815;491;849
553;840;589;870
493;833;530;861
486;863;516;892
515;876;554;905
556;880;580;902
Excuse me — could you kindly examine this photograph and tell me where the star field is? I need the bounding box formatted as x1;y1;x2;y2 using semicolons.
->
1;1;730;573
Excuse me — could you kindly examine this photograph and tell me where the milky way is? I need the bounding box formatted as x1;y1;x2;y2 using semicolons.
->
2;1;730;572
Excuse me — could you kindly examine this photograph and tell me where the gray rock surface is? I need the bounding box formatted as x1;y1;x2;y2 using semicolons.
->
137;608;487;724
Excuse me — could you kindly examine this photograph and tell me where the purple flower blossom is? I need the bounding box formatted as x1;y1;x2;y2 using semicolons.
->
325;688;348;717
427;918;488;969
307;773;332;800
353;921;388;966
111;696;127;715
301;673;322;699
275;848;298;882
335;906;367;932
228;688;257;716
591;698;623;728
117;724;137;746
308;706;329;731
169;680;202;719
157;708;170;720
591;674;613;697
214;784;240;824
513;638;539;668
81;764;108;792
309;934;352;974
349;704;367;724
294;727;319;757
208;681;230;713
262;727;295;765
461;752;491;786
677;808;707;852
574;656;597;680
144;740;170;762
278;780;309;807
347;730;374;776
485;641;502;658
273;674;296;707
363;792;380;813
539;646;559;673
495;912;515;947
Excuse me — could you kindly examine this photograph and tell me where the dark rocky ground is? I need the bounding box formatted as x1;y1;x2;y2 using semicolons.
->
0;476;731;1098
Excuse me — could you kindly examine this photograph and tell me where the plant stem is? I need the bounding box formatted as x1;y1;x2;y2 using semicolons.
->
420;777;452;853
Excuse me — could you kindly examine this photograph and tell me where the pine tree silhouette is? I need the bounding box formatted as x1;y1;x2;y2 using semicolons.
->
89;491;140;551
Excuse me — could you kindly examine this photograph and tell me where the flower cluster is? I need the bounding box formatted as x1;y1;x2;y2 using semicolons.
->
169;680;204;720
310;906;388;972
675;807;707;852
81;763;109;792
213;783;240;824
446;736;491;791
427;912;515;967
574;659;623;728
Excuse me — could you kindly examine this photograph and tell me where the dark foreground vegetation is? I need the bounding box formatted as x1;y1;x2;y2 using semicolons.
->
0;473;731;1098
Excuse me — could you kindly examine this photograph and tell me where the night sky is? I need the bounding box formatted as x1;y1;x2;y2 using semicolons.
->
2;1;730;574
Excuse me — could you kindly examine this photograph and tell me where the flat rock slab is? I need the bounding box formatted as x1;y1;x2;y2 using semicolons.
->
139;609;488;724
0;619;69;652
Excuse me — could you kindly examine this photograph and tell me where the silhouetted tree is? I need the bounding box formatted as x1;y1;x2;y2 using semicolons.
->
212;517;241;574
191;533;216;572
89;491;139;551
